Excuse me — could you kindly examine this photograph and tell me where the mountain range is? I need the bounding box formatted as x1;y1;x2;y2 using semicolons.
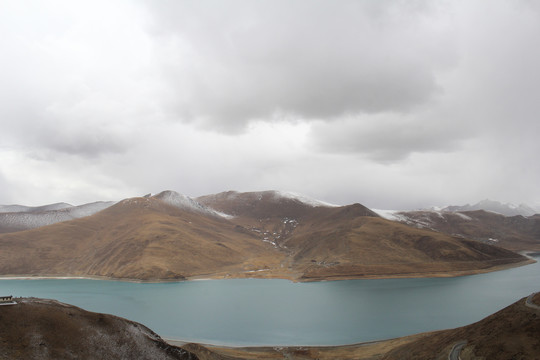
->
376;208;540;251
440;199;539;217
0;201;116;233
0;190;532;281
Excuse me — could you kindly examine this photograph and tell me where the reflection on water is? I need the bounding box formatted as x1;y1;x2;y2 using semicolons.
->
0;257;538;346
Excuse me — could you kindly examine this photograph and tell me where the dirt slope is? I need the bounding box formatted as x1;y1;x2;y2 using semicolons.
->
0;195;282;280
0;298;197;360
382;292;540;360
200;191;530;280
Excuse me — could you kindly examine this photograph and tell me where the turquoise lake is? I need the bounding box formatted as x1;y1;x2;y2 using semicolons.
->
1;255;539;346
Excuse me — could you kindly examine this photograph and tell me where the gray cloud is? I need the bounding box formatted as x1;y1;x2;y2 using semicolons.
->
1;0;540;209
309;111;471;162
143;0;456;131
0;171;12;204
36;128;128;159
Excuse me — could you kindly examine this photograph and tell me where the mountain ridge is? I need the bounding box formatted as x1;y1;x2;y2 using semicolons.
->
0;201;116;234
0;190;530;281
441;199;538;217
376;208;540;251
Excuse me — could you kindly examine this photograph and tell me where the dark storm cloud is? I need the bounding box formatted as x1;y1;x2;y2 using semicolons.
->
37;128;127;158
309;113;469;162
143;0;456;132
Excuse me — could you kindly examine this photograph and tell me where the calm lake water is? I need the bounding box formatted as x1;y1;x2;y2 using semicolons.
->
1;256;539;346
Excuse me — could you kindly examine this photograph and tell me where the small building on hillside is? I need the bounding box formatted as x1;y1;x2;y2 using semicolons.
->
0;295;16;305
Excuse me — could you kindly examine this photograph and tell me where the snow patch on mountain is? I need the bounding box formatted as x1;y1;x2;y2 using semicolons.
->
0;202;73;213
442;199;537;217
454;212;473;221
63;201;117;218
373;209;409;222
152;190;230;218
0;212;73;230
0;201;116;233
272;191;339;207
213;210;234;219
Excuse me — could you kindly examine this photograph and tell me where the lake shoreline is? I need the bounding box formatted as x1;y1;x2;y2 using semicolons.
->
0;257;535;284
2;255;538;352
169;331;439;360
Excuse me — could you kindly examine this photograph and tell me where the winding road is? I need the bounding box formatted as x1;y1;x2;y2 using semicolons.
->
525;292;540;310
447;293;539;359
448;340;467;360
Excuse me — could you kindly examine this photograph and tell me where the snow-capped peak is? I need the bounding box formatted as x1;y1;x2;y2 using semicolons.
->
0;202;73;213
0;201;116;233
152;190;231;218
372;209;408;221
271;191;339;207
442;199;537;217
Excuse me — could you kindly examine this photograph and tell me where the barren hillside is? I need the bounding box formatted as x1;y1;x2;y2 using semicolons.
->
0;190;531;281
381;209;540;251
382;292;540;360
0;298;198;360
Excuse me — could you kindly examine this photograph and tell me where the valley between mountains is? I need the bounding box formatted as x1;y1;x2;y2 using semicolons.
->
0;190;533;281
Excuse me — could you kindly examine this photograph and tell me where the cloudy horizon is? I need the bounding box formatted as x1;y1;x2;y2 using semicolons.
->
1;0;539;210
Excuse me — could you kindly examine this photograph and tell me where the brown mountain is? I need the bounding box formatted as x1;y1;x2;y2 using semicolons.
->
385;209;540;251
0;192;282;280
0;297;198;360
199;191;530;280
0;190;531;281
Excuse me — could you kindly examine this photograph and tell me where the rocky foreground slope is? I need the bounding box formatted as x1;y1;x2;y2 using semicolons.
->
0;190;531;281
381;292;540;360
0;298;198;360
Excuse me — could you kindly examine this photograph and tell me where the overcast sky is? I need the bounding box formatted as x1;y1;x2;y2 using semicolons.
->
1;0;539;209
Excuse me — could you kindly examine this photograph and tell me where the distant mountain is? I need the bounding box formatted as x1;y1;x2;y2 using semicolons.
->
0;190;531;281
0;201;116;233
196;190;345;219
0;298;196;360
0;202;73;213
442;199;538;217
375;208;540;251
